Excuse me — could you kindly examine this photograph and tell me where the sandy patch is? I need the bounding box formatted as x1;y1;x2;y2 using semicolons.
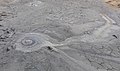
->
104;0;120;8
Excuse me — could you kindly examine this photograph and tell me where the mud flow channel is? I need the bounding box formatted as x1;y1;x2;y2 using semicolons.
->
0;0;120;71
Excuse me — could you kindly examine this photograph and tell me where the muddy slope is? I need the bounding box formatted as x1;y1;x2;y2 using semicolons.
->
0;0;120;71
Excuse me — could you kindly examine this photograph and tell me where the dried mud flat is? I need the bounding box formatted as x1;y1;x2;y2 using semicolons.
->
0;0;120;71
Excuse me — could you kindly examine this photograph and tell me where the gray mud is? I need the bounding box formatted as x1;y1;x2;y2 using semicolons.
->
0;0;120;71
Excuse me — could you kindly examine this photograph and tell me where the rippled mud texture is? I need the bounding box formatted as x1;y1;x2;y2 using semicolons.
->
1;0;120;71
14;33;63;52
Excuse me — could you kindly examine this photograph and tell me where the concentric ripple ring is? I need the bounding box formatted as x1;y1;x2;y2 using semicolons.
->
21;38;36;46
14;33;53;52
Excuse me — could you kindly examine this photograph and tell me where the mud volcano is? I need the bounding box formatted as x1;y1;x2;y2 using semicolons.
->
14;33;54;52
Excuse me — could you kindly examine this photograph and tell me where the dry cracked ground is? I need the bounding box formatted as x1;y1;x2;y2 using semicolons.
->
0;0;120;71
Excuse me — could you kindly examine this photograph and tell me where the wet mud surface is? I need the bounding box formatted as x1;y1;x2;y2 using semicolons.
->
0;0;120;71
